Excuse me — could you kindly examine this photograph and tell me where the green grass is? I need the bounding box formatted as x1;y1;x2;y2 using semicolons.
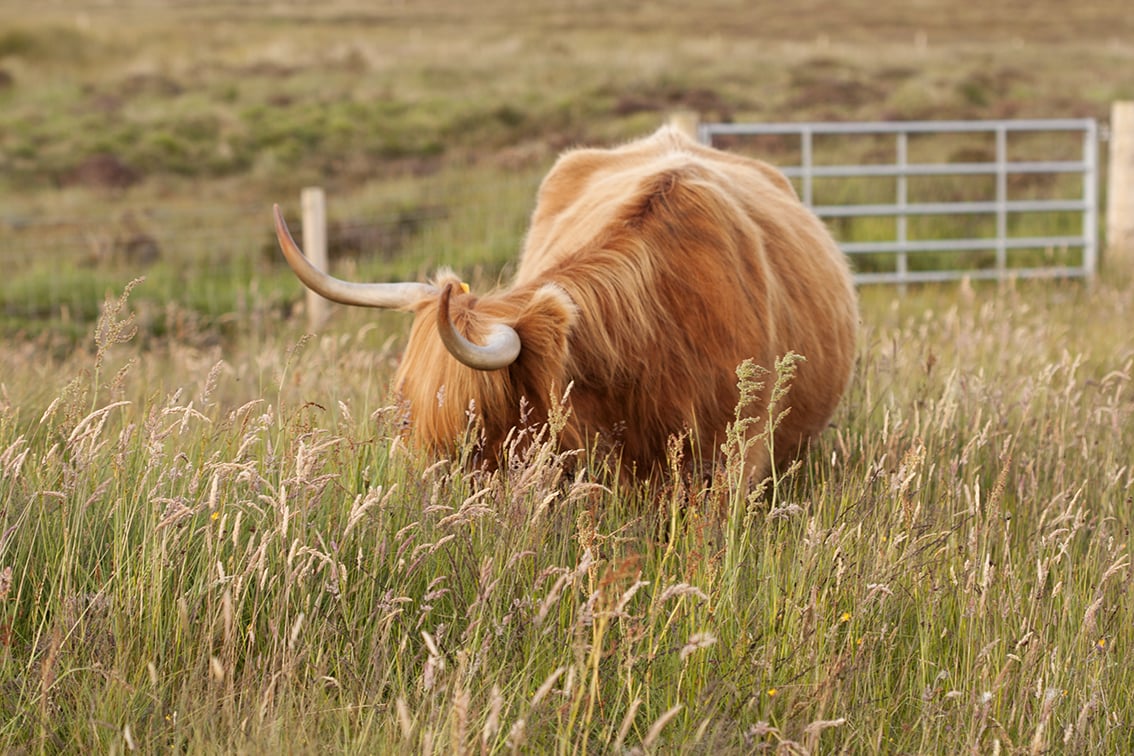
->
3;0;1132;337
0;276;1131;753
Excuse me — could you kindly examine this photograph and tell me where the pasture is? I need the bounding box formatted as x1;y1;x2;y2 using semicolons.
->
1;0;1133;752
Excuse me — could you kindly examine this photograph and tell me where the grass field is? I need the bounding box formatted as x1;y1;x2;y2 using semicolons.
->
2;0;1133;334
2;1;1134;753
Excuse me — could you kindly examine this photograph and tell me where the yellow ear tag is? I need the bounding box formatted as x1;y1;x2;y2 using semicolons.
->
460;282;470;294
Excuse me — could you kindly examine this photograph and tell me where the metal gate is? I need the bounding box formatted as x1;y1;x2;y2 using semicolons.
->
699;119;1098;285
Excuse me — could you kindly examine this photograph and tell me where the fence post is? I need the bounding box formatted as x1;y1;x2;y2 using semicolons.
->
668;111;701;141
301;186;330;331
1107;101;1134;272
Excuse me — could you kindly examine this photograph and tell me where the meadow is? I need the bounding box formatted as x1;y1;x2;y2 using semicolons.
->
2;1;1134;753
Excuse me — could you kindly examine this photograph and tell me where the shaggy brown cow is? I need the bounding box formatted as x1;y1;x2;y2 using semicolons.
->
274;125;857;484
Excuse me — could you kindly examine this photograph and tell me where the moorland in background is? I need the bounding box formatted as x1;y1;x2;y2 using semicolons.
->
1;0;1132;341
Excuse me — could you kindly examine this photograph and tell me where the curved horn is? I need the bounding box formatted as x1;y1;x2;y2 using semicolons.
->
437;283;522;371
274;204;438;309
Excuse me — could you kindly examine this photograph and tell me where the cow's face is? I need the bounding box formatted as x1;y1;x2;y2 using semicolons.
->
393;274;578;463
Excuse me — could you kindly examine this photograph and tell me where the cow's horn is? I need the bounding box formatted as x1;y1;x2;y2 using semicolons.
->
274;204;438;309
437;283;521;371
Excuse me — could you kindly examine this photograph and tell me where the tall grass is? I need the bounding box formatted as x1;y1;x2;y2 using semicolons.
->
0;275;1130;753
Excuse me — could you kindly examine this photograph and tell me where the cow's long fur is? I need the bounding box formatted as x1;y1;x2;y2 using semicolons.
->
394;125;857;482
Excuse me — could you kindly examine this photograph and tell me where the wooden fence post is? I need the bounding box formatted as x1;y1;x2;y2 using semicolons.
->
668;110;701;141
1107;101;1134;272
301;186;330;331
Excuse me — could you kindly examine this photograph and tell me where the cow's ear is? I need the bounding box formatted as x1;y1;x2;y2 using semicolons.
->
513;284;576;362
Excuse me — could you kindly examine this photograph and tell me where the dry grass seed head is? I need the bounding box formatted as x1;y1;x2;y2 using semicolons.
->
93;277;143;369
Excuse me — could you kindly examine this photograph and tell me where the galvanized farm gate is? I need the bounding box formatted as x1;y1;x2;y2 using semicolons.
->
698;119;1099;285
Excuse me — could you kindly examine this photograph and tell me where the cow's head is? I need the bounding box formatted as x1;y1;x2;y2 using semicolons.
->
273;206;577;460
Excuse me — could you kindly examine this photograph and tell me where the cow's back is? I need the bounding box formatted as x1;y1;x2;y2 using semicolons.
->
518;126;857;479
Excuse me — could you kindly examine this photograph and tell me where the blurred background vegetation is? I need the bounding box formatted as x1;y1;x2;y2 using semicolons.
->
1;0;1132;345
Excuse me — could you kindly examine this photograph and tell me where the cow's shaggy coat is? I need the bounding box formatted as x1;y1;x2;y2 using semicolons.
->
392;126;858;482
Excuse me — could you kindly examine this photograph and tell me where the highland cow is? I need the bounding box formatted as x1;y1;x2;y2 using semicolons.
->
274;125;857;484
